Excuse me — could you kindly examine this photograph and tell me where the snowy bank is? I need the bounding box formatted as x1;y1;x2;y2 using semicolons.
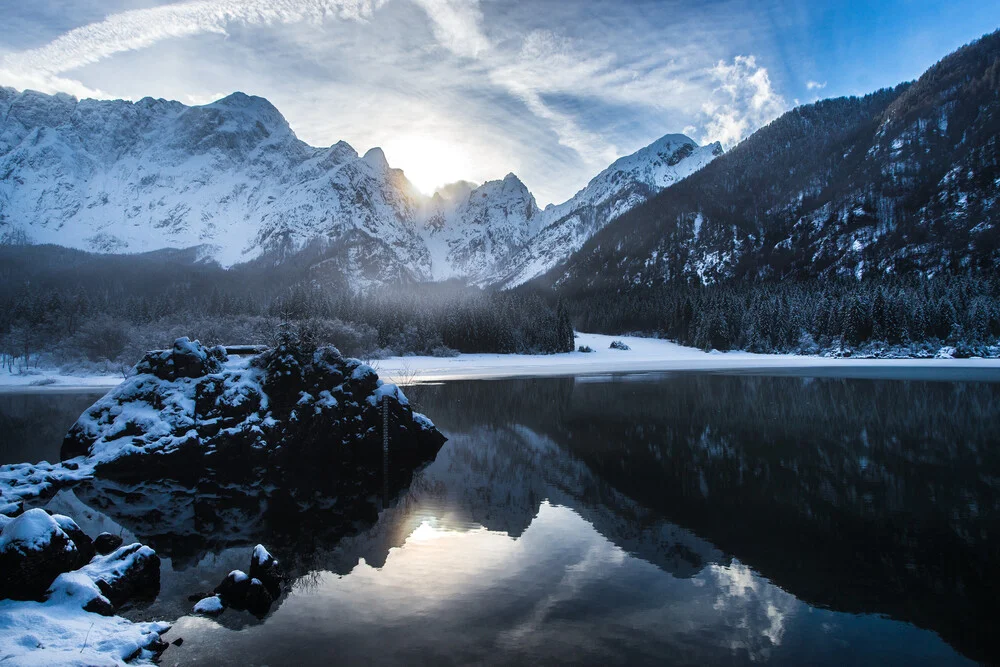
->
5;333;1000;394
0;368;122;392
0;509;169;665
373;332;1000;384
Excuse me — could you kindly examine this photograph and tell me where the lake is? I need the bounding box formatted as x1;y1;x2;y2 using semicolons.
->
1;370;997;665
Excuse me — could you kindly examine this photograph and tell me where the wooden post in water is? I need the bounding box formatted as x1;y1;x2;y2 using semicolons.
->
382;394;389;507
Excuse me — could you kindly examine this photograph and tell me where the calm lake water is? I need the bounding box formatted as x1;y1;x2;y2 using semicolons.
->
1;370;998;665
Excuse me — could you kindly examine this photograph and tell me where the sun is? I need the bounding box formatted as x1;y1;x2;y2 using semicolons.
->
381;134;479;196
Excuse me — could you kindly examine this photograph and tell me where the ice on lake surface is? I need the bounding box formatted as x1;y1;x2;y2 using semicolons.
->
1;370;998;666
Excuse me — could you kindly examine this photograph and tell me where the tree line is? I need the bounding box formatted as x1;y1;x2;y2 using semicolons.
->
565;274;1000;356
0;245;575;373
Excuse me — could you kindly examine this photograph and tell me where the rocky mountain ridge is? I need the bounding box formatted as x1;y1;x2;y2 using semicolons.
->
0;87;718;287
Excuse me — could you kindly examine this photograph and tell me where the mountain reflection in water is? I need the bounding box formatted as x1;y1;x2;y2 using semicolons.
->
25;372;998;665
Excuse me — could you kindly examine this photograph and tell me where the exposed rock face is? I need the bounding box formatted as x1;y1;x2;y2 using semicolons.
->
249;544;282;597
84;543;161;608
61;337;445;482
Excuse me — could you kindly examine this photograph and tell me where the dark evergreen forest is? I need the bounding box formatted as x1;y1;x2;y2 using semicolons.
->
0;245;575;373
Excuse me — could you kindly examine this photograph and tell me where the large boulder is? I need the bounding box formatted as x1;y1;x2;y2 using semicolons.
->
46;542;160;615
0;509;93;600
61;337;445;484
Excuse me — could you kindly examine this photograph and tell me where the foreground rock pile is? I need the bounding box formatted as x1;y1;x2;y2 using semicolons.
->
193;544;284;618
0;336;446;664
0;507;169;664
61;337;444;483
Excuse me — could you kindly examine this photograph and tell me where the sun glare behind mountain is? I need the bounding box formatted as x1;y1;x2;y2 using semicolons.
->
383;134;482;196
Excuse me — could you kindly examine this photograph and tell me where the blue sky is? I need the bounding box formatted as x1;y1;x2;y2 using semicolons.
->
1;0;998;205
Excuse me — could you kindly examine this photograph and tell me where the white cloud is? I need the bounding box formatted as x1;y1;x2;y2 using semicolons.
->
0;0;793;204
488;31;622;166
409;0;490;58
0;0;388;96
806;80;826;90
701;55;787;147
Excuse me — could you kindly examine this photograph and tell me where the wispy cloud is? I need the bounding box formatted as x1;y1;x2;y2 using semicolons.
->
0;0;795;204
806;80;827;90
701;55;788;147
409;0;490;59
0;0;387;95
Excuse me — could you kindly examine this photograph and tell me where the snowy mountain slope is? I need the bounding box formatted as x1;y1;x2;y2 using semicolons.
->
420;173;541;281
549;30;1000;293
0;89;430;281
0;87;719;286
490;135;722;288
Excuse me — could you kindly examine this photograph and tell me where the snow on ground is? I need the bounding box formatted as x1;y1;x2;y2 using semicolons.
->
373;332;1000;384
4;333;1000;393
0;594;169;666
0;368;123;392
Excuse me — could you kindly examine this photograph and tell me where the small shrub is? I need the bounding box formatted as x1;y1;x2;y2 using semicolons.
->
578;345;594;353
609;340;631;351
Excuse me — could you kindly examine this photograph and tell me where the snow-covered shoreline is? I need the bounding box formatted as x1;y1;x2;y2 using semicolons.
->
374;332;1000;384
3;332;1000;393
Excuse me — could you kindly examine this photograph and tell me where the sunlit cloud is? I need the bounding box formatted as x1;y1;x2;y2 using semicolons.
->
0;0;798;204
701;55;788;147
410;0;490;59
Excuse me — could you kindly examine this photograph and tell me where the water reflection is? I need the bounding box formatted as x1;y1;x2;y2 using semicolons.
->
18;372;1000;664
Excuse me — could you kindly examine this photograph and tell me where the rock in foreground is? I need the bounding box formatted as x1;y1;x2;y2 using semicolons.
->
61;337;445;483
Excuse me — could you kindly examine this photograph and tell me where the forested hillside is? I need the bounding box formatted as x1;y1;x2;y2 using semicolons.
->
549;30;1000;354
0;245;573;373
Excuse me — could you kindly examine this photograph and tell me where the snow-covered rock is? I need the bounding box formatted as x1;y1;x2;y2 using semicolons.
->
0;508;94;601
61;337;444;478
193;595;225;616
0;507;168;665
249;544;282;596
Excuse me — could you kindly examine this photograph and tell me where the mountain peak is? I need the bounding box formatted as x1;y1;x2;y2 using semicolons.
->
209;91;274;110
651;133;698;148
362;147;389;170
501;172;531;193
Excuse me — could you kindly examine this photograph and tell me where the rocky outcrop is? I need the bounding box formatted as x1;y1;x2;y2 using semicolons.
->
61;337;445;483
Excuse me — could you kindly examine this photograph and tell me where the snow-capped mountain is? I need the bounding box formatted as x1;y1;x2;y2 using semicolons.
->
420;173;541;282
0;89;430;282
550;30;1000;293
489;135;722;288
0;86;718;286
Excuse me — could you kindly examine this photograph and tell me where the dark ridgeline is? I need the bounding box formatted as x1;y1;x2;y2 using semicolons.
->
545;29;1000;352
